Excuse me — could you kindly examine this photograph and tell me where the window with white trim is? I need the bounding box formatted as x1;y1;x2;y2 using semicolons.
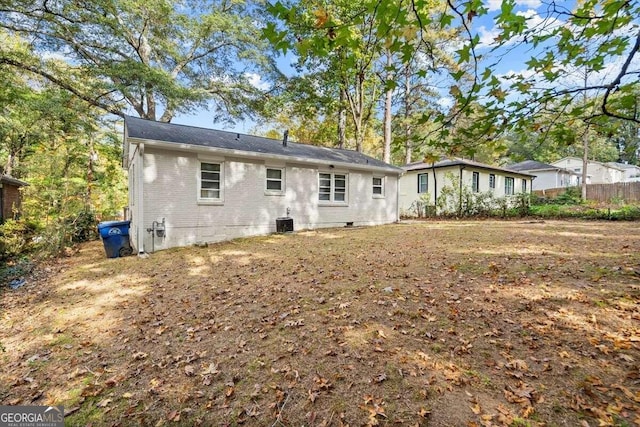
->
417;173;428;193
372;176;384;197
266;167;284;194
472;171;480;193
505;177;514;195
199;162;222;201
489;174;496;189
319;172;347;203
522;179;527;193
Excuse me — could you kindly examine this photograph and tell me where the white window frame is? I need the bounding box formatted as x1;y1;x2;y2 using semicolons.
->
417;173;428;193
198;160;224;204
472;171;480;193
372;176;385;198
318;172;348;205
521;179;527;193
505;177;514;196
489;173;496;190
265;166;285;196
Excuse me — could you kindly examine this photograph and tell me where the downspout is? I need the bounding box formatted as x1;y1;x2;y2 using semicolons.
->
396;172;401;222
137;143;145;255
458;165;465;216
432;165;438;214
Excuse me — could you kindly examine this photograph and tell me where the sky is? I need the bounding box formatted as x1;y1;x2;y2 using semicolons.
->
171;0;639;136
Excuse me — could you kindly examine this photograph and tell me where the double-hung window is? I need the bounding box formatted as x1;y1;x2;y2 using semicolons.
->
472;171;480;193
372;176;384;197
505;177;514;195
489;174;496;190
266;167;285;194
521;179;527;193
319;172;347;203
199;161;223;202
417;173;428;193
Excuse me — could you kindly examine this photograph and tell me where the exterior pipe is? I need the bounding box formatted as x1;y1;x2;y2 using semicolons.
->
458;165;465;217
137;143;145;255
396;173;402;222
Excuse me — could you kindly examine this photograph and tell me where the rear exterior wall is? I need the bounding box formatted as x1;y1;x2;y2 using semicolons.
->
135;147;399;251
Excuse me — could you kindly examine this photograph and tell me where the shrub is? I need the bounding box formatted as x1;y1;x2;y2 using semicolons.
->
0;219;39;260
554;186;582;205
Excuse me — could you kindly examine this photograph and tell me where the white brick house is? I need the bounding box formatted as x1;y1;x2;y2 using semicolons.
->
123;116;402;253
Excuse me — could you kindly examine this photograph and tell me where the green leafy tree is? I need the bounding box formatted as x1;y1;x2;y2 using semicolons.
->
0;0;278;123
264;0;640;159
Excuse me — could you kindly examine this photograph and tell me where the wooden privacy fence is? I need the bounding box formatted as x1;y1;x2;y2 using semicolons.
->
535;182;640;203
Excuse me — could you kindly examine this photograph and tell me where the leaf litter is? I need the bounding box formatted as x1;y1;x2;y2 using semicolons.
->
0;220;638;426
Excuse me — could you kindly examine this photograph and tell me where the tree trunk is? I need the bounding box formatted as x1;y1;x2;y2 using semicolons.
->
404;65;412;164
383;52;392;163
338;88;346;149
581;71;589;200
582;125;589;200
86;137;96;208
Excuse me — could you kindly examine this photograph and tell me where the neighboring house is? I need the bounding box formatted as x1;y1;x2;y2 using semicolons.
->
399;158;534;215
551;157;625;184
0;175;28;223
606;162;640;182
123;116;402;253
507;160;580;191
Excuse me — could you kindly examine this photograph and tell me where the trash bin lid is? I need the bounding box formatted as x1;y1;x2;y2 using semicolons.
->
97;220;131;229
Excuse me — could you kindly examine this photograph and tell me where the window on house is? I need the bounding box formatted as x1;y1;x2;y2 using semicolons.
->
266;167;284;193
319;172;347;203
417;173;428;193
489;174;496;189
200;162;222;200
505;177;514;195
372;176;384;197
472;171;480;192
522;179;527;192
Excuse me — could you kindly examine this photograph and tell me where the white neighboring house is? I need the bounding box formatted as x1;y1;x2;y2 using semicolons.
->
399;158;534;216
551;157;625;184
606;162;640;182
123;116;402;253
507;160;580;191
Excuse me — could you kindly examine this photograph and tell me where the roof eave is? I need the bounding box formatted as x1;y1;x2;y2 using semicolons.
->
0;175;29;187
405;162;535;178
127;137;403;174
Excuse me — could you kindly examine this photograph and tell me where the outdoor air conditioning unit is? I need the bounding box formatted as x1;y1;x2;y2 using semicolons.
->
276;217;294;233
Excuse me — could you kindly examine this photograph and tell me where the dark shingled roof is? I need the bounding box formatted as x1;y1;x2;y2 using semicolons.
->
508;160;558;171
508;160;581;175
0;175;28;187
125;116;401;173
403;158;535;177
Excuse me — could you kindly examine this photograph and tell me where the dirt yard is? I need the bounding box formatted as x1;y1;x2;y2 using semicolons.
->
1;220;639;426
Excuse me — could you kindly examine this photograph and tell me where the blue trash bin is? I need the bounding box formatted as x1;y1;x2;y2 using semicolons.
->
97;220;133;258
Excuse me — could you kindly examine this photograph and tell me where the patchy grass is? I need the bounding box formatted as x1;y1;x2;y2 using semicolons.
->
1;220;639;426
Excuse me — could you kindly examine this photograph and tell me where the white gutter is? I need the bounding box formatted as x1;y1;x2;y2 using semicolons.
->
127;137;403;175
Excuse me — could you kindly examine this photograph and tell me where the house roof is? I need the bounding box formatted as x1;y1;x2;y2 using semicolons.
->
124;116;402;173
607;162;640;170
0;175;28;187
403;158;535;177
508;160;581;175
552;156;625;172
